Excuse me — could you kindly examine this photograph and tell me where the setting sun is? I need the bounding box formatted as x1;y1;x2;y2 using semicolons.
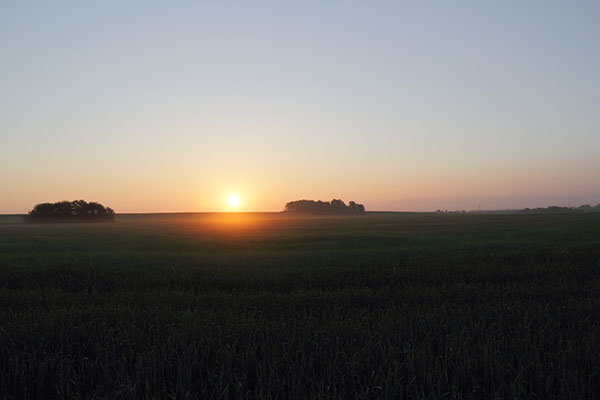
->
226;194;240;208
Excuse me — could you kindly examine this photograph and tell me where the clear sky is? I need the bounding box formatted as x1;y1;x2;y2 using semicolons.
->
1;1;599;213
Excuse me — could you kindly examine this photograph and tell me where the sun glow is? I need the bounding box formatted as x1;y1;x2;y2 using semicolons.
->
226;194;240;208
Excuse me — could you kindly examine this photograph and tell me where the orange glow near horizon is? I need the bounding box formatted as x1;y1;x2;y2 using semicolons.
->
2;154;599;214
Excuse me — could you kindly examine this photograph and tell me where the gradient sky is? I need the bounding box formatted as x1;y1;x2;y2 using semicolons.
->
2;1;599;213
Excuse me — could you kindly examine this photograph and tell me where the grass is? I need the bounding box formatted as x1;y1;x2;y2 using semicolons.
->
1;212;600;399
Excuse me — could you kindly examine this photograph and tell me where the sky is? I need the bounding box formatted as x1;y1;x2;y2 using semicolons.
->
1;1;599;213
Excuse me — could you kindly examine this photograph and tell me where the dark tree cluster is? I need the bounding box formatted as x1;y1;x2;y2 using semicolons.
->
26;200;115;222
284;199;365;214
519;204;600;214
578;204;600;212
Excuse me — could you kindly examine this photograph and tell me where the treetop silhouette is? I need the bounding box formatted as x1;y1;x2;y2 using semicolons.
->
284;199;365;214
26;200;115;223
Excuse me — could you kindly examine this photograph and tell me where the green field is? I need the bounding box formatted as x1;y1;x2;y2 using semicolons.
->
1;212;600;399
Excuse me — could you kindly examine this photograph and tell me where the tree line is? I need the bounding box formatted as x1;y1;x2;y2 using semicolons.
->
26;200;115;222
284;199;365;214
518;204;600;214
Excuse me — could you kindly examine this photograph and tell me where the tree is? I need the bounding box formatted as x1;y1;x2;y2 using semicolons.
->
284;199;365;214
26;200;115;222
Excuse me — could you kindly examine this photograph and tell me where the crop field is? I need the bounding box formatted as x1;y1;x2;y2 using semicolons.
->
1;212;600;399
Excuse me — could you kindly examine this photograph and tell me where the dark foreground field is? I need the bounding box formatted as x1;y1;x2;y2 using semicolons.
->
1;212;600;399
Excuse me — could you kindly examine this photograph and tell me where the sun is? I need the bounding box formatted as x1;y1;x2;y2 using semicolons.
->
226;194;240;208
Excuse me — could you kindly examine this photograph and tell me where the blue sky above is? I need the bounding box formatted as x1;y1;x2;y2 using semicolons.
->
1;1;599;212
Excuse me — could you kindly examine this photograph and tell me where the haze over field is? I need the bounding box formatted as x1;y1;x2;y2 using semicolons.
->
1;1;599;213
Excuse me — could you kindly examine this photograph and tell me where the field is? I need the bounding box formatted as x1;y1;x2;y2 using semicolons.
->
1;212;600;399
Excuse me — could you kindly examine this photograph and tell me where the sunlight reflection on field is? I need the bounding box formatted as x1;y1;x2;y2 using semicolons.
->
113;212;364;242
